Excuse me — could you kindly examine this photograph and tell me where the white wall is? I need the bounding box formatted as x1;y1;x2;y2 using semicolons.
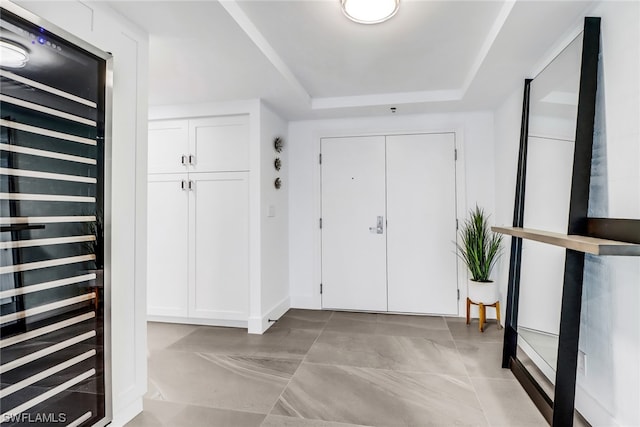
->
579;3;640;425
288;112;496;314
493;2;640;425
258;104;290;331
14;1;149;425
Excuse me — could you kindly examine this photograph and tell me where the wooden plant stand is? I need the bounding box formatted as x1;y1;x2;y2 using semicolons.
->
466;298;501;332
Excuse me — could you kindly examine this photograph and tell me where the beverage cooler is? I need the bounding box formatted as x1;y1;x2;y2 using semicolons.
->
1;3;111;426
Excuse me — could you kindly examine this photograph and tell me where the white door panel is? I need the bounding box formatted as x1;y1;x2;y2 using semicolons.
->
189;172;249;319
148;120;189;174
386;133;458;314
321;136;387;311
147;174;189;316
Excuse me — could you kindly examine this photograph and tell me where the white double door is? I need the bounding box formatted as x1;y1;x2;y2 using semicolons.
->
321;133;458;314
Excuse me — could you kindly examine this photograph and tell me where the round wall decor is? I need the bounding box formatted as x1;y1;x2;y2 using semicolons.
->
274;137;284;153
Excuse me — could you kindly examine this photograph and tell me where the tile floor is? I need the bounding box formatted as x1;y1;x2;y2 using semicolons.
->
127;310;547;427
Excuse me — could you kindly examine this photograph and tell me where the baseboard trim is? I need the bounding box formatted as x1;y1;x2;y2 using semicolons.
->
575;382;617;427
146;316;247;329
290;294;321;310
110;396;143;427
248;296;290;334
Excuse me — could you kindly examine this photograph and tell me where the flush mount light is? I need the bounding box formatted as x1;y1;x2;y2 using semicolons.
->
0;40;29;68
341;0;399;24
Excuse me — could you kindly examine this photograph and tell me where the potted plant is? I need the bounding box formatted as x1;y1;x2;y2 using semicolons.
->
457;205;503;304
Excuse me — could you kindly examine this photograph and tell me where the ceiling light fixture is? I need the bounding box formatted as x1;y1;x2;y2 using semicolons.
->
341;0;399;24
0;40;29;68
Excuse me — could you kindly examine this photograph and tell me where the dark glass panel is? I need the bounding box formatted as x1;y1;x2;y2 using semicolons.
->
1;363;97;414
0;77;97;121
0;177;96;197
3;389;101;427
0;262;97;293
0;283;94;316
1;126;98;161
0;10;101;103
1;103;96;140
1;200;97;218
0;223;95;242
0;308;96;351
0;243;94;267
1;151;97;178
0;339;96;384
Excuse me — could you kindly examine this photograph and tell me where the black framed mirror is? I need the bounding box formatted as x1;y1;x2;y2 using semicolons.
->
501;17;601;426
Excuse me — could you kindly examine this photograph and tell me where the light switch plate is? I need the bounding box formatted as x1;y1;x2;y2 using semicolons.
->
578;350;587;376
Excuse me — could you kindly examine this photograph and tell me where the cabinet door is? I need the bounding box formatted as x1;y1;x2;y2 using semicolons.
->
147;174;189;316
188;172;249;320
149;120;189;174
188;116;249;172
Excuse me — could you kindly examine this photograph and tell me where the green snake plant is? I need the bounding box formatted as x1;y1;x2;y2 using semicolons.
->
457;206;503;282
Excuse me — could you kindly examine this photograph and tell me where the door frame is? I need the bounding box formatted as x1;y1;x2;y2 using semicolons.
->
313;128;468;317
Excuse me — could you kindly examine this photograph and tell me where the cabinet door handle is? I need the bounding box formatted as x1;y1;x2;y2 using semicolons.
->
188;154;195;165
181;180;187;190
188;180;194;191
181;155;187;165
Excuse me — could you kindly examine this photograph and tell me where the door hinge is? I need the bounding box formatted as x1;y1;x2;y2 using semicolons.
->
319;153;322;164
320;283;323;294
457;289;460;300
319;218;322;229
454;149;458;161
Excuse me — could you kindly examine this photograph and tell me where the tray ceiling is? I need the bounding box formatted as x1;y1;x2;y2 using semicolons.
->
107;0;597;119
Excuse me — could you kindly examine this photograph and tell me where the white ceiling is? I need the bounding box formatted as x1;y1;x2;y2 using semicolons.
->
107;0;597;120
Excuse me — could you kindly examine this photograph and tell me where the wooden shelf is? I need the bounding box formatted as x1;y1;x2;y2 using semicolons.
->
492;226;640;256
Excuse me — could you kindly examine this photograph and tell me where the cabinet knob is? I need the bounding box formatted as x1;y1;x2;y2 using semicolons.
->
181;155;187;165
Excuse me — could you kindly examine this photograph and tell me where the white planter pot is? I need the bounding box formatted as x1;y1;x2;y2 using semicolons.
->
468;280;498;304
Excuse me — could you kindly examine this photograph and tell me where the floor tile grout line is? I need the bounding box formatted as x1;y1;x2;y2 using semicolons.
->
317;329;460;345
144;395;275;418
447;319;496;427
148;322;204;353
468;376;496;427
300;359;474;378
258;310;334;426
323;329;456;339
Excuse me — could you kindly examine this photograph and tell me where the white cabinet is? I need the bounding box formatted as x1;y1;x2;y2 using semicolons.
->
147;174;190;317
148;120;189;174
147;115;250;324
189;116;249;172
189;173;249;320
149;115;249;174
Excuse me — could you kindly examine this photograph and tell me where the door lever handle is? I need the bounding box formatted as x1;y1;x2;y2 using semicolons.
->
369;216;384;234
